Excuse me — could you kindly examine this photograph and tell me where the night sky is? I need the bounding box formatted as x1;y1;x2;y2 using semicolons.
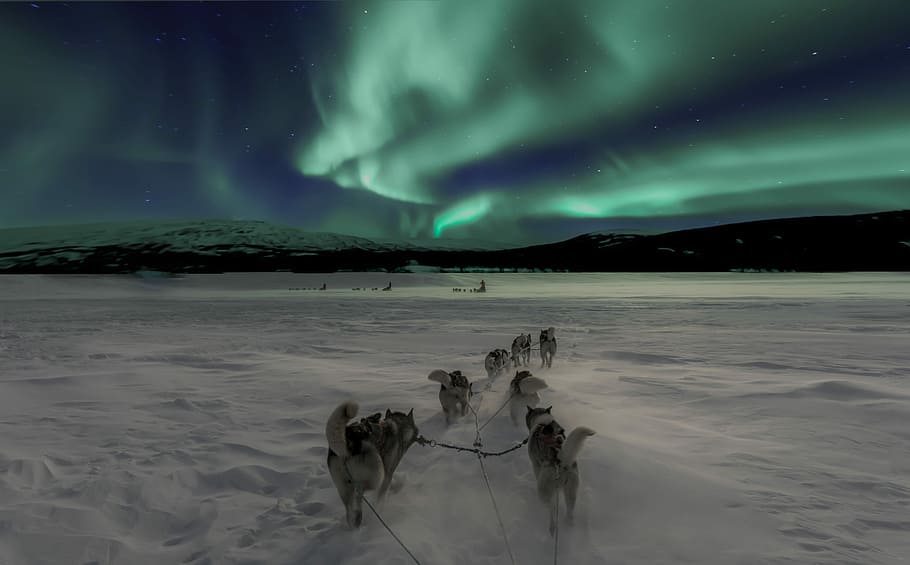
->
3;1;909;246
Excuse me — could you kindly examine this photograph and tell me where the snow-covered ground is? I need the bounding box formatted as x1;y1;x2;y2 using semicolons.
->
1;272;908;565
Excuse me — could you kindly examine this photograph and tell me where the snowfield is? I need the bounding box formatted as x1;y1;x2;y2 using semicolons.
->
1;272;908;565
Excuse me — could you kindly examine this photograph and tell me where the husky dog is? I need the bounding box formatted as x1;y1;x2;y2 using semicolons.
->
526;406;595;535
539;327;557;368
511;333;533;367
428;369;473;425
484;348;511;378
508;370;548;425
325;401;419;528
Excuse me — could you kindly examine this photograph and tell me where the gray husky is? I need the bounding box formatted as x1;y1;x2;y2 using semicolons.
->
511;333;533;367
484;348;511;378
508;370;548;425
428;369;473;425
526;406;595;535
325;401;419;528
539;327;557;368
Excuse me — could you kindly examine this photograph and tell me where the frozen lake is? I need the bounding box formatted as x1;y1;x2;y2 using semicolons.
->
1;272;908;565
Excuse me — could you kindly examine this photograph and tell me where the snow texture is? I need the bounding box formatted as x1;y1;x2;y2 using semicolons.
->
1;272;908;565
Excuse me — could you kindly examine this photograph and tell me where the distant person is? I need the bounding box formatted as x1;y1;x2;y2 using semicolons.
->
382;281;392;291
319;282;326;291
479;279;486;293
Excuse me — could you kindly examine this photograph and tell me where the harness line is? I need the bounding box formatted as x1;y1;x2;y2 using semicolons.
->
467;399;519;565
553;480;560;565
342;456;423;565
477;452;518;565
415;435;527;457
361;496;423;565
478;390;516;432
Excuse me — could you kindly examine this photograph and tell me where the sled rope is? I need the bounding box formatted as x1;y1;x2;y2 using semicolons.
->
467;399;518;565
415;386;526;456
477;451;517;565
362;496;423;565
415;435;528;457
477;391;516;432
553;485;560;565
342;461;422;565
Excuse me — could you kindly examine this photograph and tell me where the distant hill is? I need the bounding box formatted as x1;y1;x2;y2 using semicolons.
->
0;211;907;273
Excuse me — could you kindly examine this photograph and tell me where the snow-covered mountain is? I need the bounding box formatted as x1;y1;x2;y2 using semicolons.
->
0;219;390;256
0;220;424;273
0;211;907;273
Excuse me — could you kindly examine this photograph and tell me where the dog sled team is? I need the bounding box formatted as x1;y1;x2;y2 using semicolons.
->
325;325;595;538
452;279;487;293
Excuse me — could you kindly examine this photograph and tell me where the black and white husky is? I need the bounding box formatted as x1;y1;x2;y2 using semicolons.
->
325;401;419;528
484;348;511;378
525;406;595;535
508;370;548;425
539;327;557;368
511;333;533;367
428;369;473;425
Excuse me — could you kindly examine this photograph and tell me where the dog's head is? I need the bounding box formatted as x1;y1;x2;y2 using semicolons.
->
526;406;565;446
384;408;419;446
525;405;553;431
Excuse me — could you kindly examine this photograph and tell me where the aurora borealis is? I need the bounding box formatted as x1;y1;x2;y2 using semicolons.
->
2;1;909;245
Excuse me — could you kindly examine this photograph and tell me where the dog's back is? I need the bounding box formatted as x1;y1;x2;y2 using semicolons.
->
429;370;472;424
511;333;532;367
485;348;510;377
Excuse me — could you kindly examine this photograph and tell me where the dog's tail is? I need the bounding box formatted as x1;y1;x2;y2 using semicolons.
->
518;376;548;395
427;369;452;388
559;426;595;468
326;400;359;457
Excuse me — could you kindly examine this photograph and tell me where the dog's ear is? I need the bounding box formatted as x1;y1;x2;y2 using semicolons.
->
526;405;534;413
546;406;552;413
407;408;414;422
385;408;392;419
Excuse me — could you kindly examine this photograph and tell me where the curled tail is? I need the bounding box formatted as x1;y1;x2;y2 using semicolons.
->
559;426;595;468
326;400;359;457
518;376;548;395
427;369;452;388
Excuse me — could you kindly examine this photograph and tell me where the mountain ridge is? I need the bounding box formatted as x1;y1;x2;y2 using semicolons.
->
0;211;907;273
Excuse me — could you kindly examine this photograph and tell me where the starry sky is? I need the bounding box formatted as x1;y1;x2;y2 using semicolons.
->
2;1;909;246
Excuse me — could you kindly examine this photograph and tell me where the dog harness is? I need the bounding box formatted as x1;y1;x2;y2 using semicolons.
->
345;414;386;455
510;370;533;394
448;370;469;389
